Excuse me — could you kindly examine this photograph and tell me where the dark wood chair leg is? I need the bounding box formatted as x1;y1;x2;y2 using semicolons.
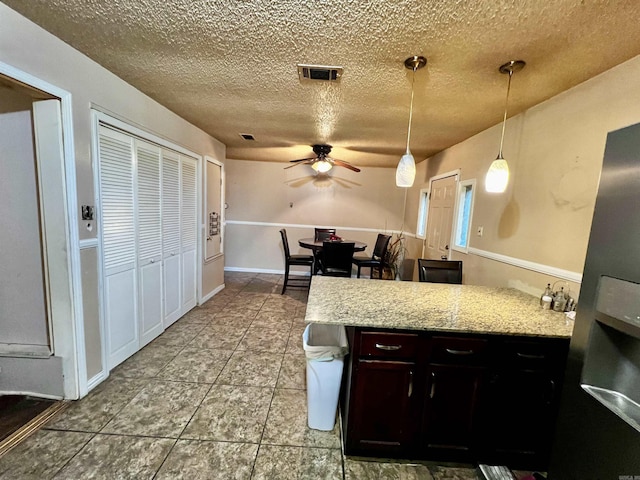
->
282;262;289;294
357;265;362;278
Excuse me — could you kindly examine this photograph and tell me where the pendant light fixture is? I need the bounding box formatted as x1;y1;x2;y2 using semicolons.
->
485;60;526;193
396;55;427;188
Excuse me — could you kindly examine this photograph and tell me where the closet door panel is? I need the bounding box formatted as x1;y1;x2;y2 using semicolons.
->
181;156;198;311
98;126;138;369
162;149;182;326
136;141;163;346
104;269;137;368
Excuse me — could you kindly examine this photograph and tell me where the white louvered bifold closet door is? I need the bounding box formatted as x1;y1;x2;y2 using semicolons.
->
181;156;198;311
162;149;182;327
136;140;164;347
98;126;139;370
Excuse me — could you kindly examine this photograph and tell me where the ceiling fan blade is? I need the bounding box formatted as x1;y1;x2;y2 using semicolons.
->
284;161;312;169
289;157;315;163
332;158;361;173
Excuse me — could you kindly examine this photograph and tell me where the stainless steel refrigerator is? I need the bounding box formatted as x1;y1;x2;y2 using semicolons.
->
549;123;640;479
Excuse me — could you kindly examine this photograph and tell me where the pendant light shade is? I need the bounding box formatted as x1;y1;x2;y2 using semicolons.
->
396;55;427;188
485;155;509;193
485;60;525;193
396;151;416;187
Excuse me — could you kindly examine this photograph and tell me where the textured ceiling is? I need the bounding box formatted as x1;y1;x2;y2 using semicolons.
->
5;0;640;168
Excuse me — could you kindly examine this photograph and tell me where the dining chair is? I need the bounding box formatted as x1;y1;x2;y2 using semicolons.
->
417;259;463;284
313;228;337;274
314;228;337;241
280;229;314;294
352;233;392;279
321;241;355;277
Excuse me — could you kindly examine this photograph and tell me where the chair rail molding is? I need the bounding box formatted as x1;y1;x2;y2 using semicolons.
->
467;247;582;284
225;220;415;237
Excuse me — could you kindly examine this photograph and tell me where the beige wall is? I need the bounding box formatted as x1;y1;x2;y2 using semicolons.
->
406;54;640;299
0;3;226;392
224;159;406;273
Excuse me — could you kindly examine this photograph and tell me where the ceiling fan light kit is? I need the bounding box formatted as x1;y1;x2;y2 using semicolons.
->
485;60;526;193
396;55;427;188
285;144;361;174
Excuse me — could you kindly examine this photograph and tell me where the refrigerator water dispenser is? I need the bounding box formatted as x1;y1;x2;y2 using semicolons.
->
581;276;640;433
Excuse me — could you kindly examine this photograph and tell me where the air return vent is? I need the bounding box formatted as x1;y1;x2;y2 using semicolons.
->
297;64;343;82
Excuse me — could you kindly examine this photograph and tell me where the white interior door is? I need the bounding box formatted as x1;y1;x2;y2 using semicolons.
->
136;140;163;347
181;156;197;311
424;174;457;260
98;126;138;369
162;149;182;327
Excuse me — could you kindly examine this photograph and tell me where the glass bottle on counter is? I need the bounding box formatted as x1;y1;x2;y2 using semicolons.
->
553;287;567;312
540;283;553;310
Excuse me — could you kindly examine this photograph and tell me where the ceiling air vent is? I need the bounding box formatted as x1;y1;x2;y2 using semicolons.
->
239;133;255;140
297;64;343;82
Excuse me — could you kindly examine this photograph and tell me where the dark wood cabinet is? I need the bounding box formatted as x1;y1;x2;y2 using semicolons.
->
341;327;569;470
346;359;417;455
343;330;422;456
422;364;484;459
478;338;568;470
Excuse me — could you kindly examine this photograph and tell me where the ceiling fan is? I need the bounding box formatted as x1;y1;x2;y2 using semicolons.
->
285;144;361;173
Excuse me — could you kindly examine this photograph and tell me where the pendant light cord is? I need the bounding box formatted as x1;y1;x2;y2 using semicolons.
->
497;69;513;159
405;67;417;154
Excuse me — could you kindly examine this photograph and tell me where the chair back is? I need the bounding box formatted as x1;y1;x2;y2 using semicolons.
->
372;234;392;260
321;241;355;277
418;259;463;284
280;229;291;260
315;228;337;242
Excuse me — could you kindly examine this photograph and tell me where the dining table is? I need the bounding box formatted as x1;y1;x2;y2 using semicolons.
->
298;237;367;274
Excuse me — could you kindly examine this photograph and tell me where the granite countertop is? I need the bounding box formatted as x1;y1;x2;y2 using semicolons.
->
305;277;574;338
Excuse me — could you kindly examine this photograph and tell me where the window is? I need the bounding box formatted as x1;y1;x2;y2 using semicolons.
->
415;188;429;239
453;179;476;252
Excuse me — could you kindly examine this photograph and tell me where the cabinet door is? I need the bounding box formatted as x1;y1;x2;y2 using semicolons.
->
347;359;417;456
480;370;559;470
422;364;484;457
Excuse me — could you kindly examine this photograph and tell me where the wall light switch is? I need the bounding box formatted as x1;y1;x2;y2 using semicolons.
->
477;226;483;237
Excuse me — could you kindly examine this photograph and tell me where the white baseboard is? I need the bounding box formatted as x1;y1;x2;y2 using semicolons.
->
200;283;226;304
224;266;310;276
86;370;108;394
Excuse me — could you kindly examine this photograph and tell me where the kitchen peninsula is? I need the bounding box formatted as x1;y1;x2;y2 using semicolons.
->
305;276;574;470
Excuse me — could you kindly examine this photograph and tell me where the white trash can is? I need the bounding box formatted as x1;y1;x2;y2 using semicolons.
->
302;323;349;431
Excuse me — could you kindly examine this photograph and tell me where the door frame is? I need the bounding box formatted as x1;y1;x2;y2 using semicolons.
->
420;169;460;259
0;61;85;399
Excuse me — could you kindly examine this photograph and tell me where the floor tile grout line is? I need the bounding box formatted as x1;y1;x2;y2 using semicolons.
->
47;430;98;478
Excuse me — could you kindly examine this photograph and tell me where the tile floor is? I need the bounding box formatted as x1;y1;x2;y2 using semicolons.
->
0;272;481;479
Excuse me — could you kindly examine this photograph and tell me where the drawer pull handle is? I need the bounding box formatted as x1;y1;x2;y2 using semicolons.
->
375;343;402;351
445;348;475;356
516;352;546;360
408;371;413;398
430;372;436;399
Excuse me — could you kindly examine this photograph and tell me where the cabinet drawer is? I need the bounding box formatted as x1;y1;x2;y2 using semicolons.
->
359;331;419;360
499;339;568;371
430;336;489;366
